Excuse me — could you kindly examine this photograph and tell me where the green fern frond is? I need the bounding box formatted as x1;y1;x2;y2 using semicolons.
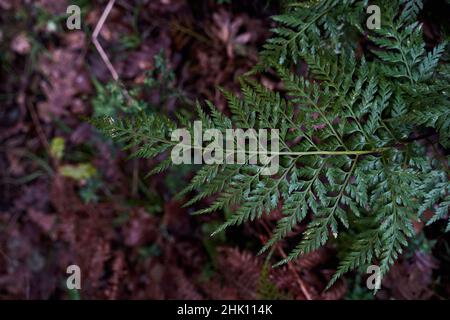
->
92;0;450;290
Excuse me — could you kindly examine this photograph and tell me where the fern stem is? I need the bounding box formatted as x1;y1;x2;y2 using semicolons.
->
276;149;387;156
283;4;333;56
279;108;320;150
330;155;359;216
380;120;401;144
393;31;415;84
302;95;349;150
142;132;388;158
162;141;388;157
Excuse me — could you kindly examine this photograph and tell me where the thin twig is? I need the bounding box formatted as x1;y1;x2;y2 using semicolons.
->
93;0;139;192
92;0;132;103
92;0;118;81
27;100;52;160
259;221;314;300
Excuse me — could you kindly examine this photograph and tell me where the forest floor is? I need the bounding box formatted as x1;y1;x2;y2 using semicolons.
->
0;0;449;299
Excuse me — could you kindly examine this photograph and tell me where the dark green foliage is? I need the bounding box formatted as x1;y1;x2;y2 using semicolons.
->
93;0;449;287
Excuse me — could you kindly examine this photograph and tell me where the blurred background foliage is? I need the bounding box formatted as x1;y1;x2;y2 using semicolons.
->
0;0;449;300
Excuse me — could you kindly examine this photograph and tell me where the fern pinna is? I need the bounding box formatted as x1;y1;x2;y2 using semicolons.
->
93;0;449;287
